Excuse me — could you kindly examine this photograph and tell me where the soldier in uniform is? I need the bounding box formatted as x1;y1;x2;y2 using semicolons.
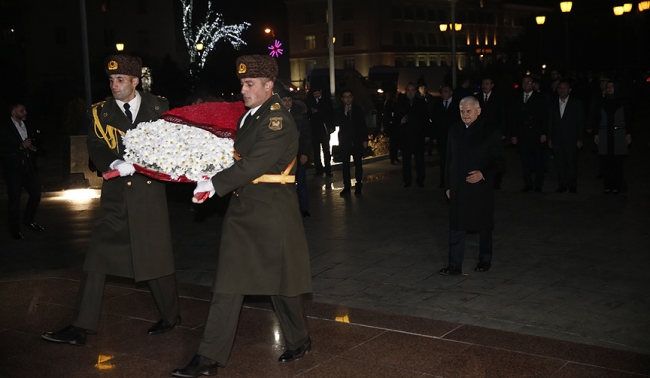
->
42;55;181;345
173;55;312;377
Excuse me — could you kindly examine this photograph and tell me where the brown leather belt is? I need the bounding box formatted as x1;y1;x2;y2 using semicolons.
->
233;150;296;184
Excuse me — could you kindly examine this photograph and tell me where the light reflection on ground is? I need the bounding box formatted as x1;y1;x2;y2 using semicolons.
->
52;189;101;202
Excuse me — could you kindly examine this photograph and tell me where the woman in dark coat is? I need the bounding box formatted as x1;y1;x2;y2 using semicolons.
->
594;81;632;194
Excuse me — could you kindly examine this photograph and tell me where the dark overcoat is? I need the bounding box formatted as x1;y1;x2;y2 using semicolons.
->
549;96;584;147
1;118;39;174
446;117;504;230
212;94;312;296
84;91;175;282
509;91;549;148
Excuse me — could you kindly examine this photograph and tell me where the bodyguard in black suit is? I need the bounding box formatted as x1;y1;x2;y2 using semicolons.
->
431;85;460;187
510;76;549;192
548;82;584;193
334;89;367;195
477;78;506;189
306;85;334;176
0;103;43;240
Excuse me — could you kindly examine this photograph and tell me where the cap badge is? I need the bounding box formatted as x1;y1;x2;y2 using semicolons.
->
238;63;247;74
107;60;119;71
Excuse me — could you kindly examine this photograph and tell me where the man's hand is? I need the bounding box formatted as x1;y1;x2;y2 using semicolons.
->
21;139;35;151
362;141;368;149
594;135;599;145
112;160;135;177
424;137;430;143
626;134;632;145
577;140;583;148
299;154;308;165
193;179;215;203
446;189;450;199
540;135;547;143
548;140;553;149
511;137;517;145
466;170;484;184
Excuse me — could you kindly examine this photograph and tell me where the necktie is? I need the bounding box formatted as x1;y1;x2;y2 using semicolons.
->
444;100;448;109
241;112;253;129
524;93;529;103
484;94;488;102
124;103;133;123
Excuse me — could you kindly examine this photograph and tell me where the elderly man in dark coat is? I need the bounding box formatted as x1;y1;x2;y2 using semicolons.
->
173;55;312;377
440;96;504;276
42;55;180;346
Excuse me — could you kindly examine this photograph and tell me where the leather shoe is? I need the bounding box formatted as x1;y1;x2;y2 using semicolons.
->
402;183;411;188
11;232;24;240
147;315;181;335
278;338;312;363
172;354;218;377
301;210;310;217
556;187;567;193
23;223;45;232
340;187;351;197
42;325;87;346
474;261;492;272
355;184;362;194
439;266;462;276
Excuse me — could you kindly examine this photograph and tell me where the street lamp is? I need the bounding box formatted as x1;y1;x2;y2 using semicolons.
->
536;16;545;72
115;43;124;51
560;2;572;73
623;3;633;12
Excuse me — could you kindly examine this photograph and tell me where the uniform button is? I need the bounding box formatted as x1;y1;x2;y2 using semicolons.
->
147;180;152;185
127;182;132;186
232;191;239;197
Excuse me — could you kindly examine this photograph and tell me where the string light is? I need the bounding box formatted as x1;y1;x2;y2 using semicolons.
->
181;0;250;70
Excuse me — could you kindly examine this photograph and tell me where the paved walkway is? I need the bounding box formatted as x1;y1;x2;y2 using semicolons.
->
1;124;649;376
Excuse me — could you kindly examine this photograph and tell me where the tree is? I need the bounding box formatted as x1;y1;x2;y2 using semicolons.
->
181;0;250;70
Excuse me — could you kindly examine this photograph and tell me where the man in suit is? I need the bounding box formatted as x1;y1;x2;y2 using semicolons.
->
279;89;312;217
477;78;507;189
42;55;180;346
431;85;460;188
174;55;312;377
549;81;584;193
306;84;334;176
440;97;504;275
334;89;367;196
510;75;549;192
0;103;43;240
392;83;431;188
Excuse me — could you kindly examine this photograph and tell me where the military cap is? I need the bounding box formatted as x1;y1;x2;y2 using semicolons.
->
277;89;292;99
105;55;142;77
236;55;278;81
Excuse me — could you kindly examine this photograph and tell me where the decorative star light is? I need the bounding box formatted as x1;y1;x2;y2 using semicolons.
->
268;40;283;58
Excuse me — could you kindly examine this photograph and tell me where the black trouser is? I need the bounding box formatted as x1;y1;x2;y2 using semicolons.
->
603;155;625;191
311;129;331;174
340;146;363;188
437;139;447;186
198;293;310;366
3;164;41;234
72;271;180;332
448;229;493;269
554;141;579;188
402;136;425;186
519;143;545;189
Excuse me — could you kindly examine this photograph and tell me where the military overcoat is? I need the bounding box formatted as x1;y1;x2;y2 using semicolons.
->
211;94;312;296
84;91;176;282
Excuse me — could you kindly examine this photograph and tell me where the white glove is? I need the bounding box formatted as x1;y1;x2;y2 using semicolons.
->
194;179;215;199
111;160;135;177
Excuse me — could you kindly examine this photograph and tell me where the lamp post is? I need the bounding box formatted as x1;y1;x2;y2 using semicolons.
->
115;43;125;52
536;16;545;73
449;0;459;89
560;2;572;73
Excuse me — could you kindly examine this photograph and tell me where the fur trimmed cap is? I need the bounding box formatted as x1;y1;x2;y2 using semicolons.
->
236;55;278;81
105;55;142;77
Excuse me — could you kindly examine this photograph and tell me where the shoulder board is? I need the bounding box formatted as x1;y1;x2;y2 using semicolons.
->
270;103;282;111
92;100;106;108
157;95;167;99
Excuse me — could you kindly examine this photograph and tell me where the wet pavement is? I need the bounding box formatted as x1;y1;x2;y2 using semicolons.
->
1;130;650;376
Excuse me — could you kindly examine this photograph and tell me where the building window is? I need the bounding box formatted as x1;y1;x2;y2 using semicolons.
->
406;55;416;67
417;55;427;67
103;28;115;47
391;5;402;19
394;56;404;67
305;35;316;50
138;30;150;48
403;7;414;20
344;57;355;69
136;0;147;14
416;8;426;21
343;32;354;47
305;11;314;24
392;31;402;46
440;56;448;66
429;55;437;66
306;60;317;72
101;0;111;12
404;32;414;46
341;7;354;21
54;27;67;45
417;33;426;46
